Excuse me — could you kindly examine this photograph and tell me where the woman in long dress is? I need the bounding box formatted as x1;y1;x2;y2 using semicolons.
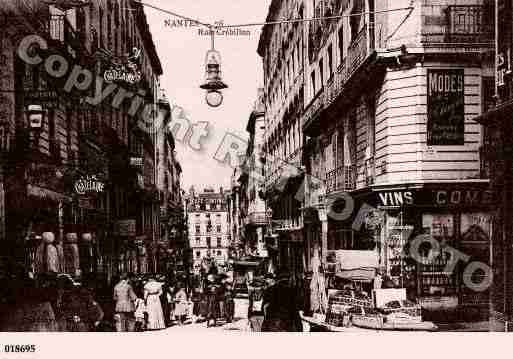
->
144;278;166;330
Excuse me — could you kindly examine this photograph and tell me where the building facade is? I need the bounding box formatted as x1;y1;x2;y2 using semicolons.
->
155;92;185;274
258;0;306;284
299;0;494;320
0;0;165;282
475;0;513;331
238;88;269;258
186;187;231;273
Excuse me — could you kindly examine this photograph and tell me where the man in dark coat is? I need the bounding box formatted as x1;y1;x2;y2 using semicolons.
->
261;268;302;332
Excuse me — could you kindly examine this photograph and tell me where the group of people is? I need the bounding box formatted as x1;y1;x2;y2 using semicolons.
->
113;273;190;332
190;274;235;327
0;273;105;332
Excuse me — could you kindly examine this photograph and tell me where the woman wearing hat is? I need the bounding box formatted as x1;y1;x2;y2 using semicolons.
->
143;277;166;330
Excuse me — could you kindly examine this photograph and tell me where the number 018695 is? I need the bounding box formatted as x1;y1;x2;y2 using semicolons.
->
4;345;36;353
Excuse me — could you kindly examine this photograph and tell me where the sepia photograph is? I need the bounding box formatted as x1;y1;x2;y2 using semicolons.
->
0;1;511;354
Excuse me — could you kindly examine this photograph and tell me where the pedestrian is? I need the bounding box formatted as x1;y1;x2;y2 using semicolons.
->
216;278;226;321
144;276;166;330
247;276;266;332
58;287;103;332
224;281;235;324
159;276;171;327
191;285;203;323
261;268;302;332
205;275;219;327
113;273;137;332
173;284;188;325
134;295;146;332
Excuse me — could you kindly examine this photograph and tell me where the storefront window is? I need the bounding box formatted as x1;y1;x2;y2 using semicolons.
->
384;211;416;290
419;213;456;297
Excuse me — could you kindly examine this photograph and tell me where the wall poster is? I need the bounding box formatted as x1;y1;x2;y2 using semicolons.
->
427;69;465;145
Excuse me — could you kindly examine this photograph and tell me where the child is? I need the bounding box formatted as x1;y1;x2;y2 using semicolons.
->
134;297;146;331
173;285;188;325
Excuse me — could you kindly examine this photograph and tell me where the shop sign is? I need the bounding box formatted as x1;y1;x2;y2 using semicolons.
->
24;90;59;108
497;49;511;87
378;191;414;206
434;190;493;206
116;219;136;237
103;48;142;85
376;189;494;208
74;175;105;195
427;69;464;146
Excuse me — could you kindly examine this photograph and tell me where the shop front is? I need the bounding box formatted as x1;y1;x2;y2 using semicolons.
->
325;182;495;321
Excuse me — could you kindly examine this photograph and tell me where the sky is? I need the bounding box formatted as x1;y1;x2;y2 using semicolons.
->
143;0;272;192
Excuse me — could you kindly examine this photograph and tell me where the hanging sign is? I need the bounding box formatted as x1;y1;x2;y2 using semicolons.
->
74;175;105;195
427;69;465;146
103;48;142;85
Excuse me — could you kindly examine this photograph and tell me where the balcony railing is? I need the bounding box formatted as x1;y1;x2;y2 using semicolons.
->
347;24;368;77
422;5;494;44
304;23;373;131
326;165;356;194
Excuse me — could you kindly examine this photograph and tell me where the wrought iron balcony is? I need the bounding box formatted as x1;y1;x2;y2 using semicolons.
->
422;5;494;45
304;23;373;132
326;165;356;194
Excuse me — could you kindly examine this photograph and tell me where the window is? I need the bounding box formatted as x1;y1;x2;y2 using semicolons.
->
195;225;200;234
338;26;344;63
296;40;301;70
217;225;222;233
196;251;201;258
216;214;221;217
195;237;200;245
206;237;211;247
217;251;222;257
217;237;222;247
195;213;200;217
482;76;495;113
319;58;324;88
311;71;316;95
328;44;333;78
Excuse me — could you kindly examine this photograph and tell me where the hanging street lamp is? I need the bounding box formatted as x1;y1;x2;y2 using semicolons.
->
200;27;228;107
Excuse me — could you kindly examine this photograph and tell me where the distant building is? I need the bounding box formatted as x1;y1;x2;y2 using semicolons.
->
186;187;230;273
238;88;269;258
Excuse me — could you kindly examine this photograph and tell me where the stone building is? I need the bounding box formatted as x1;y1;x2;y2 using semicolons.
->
186;187;231;273
0;0;165;281
300;0;494;320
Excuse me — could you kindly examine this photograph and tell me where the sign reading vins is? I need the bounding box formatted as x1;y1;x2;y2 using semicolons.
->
427;69;465;146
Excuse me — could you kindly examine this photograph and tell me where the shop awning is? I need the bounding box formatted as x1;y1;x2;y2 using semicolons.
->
334;250;378;282
336;268;376;282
